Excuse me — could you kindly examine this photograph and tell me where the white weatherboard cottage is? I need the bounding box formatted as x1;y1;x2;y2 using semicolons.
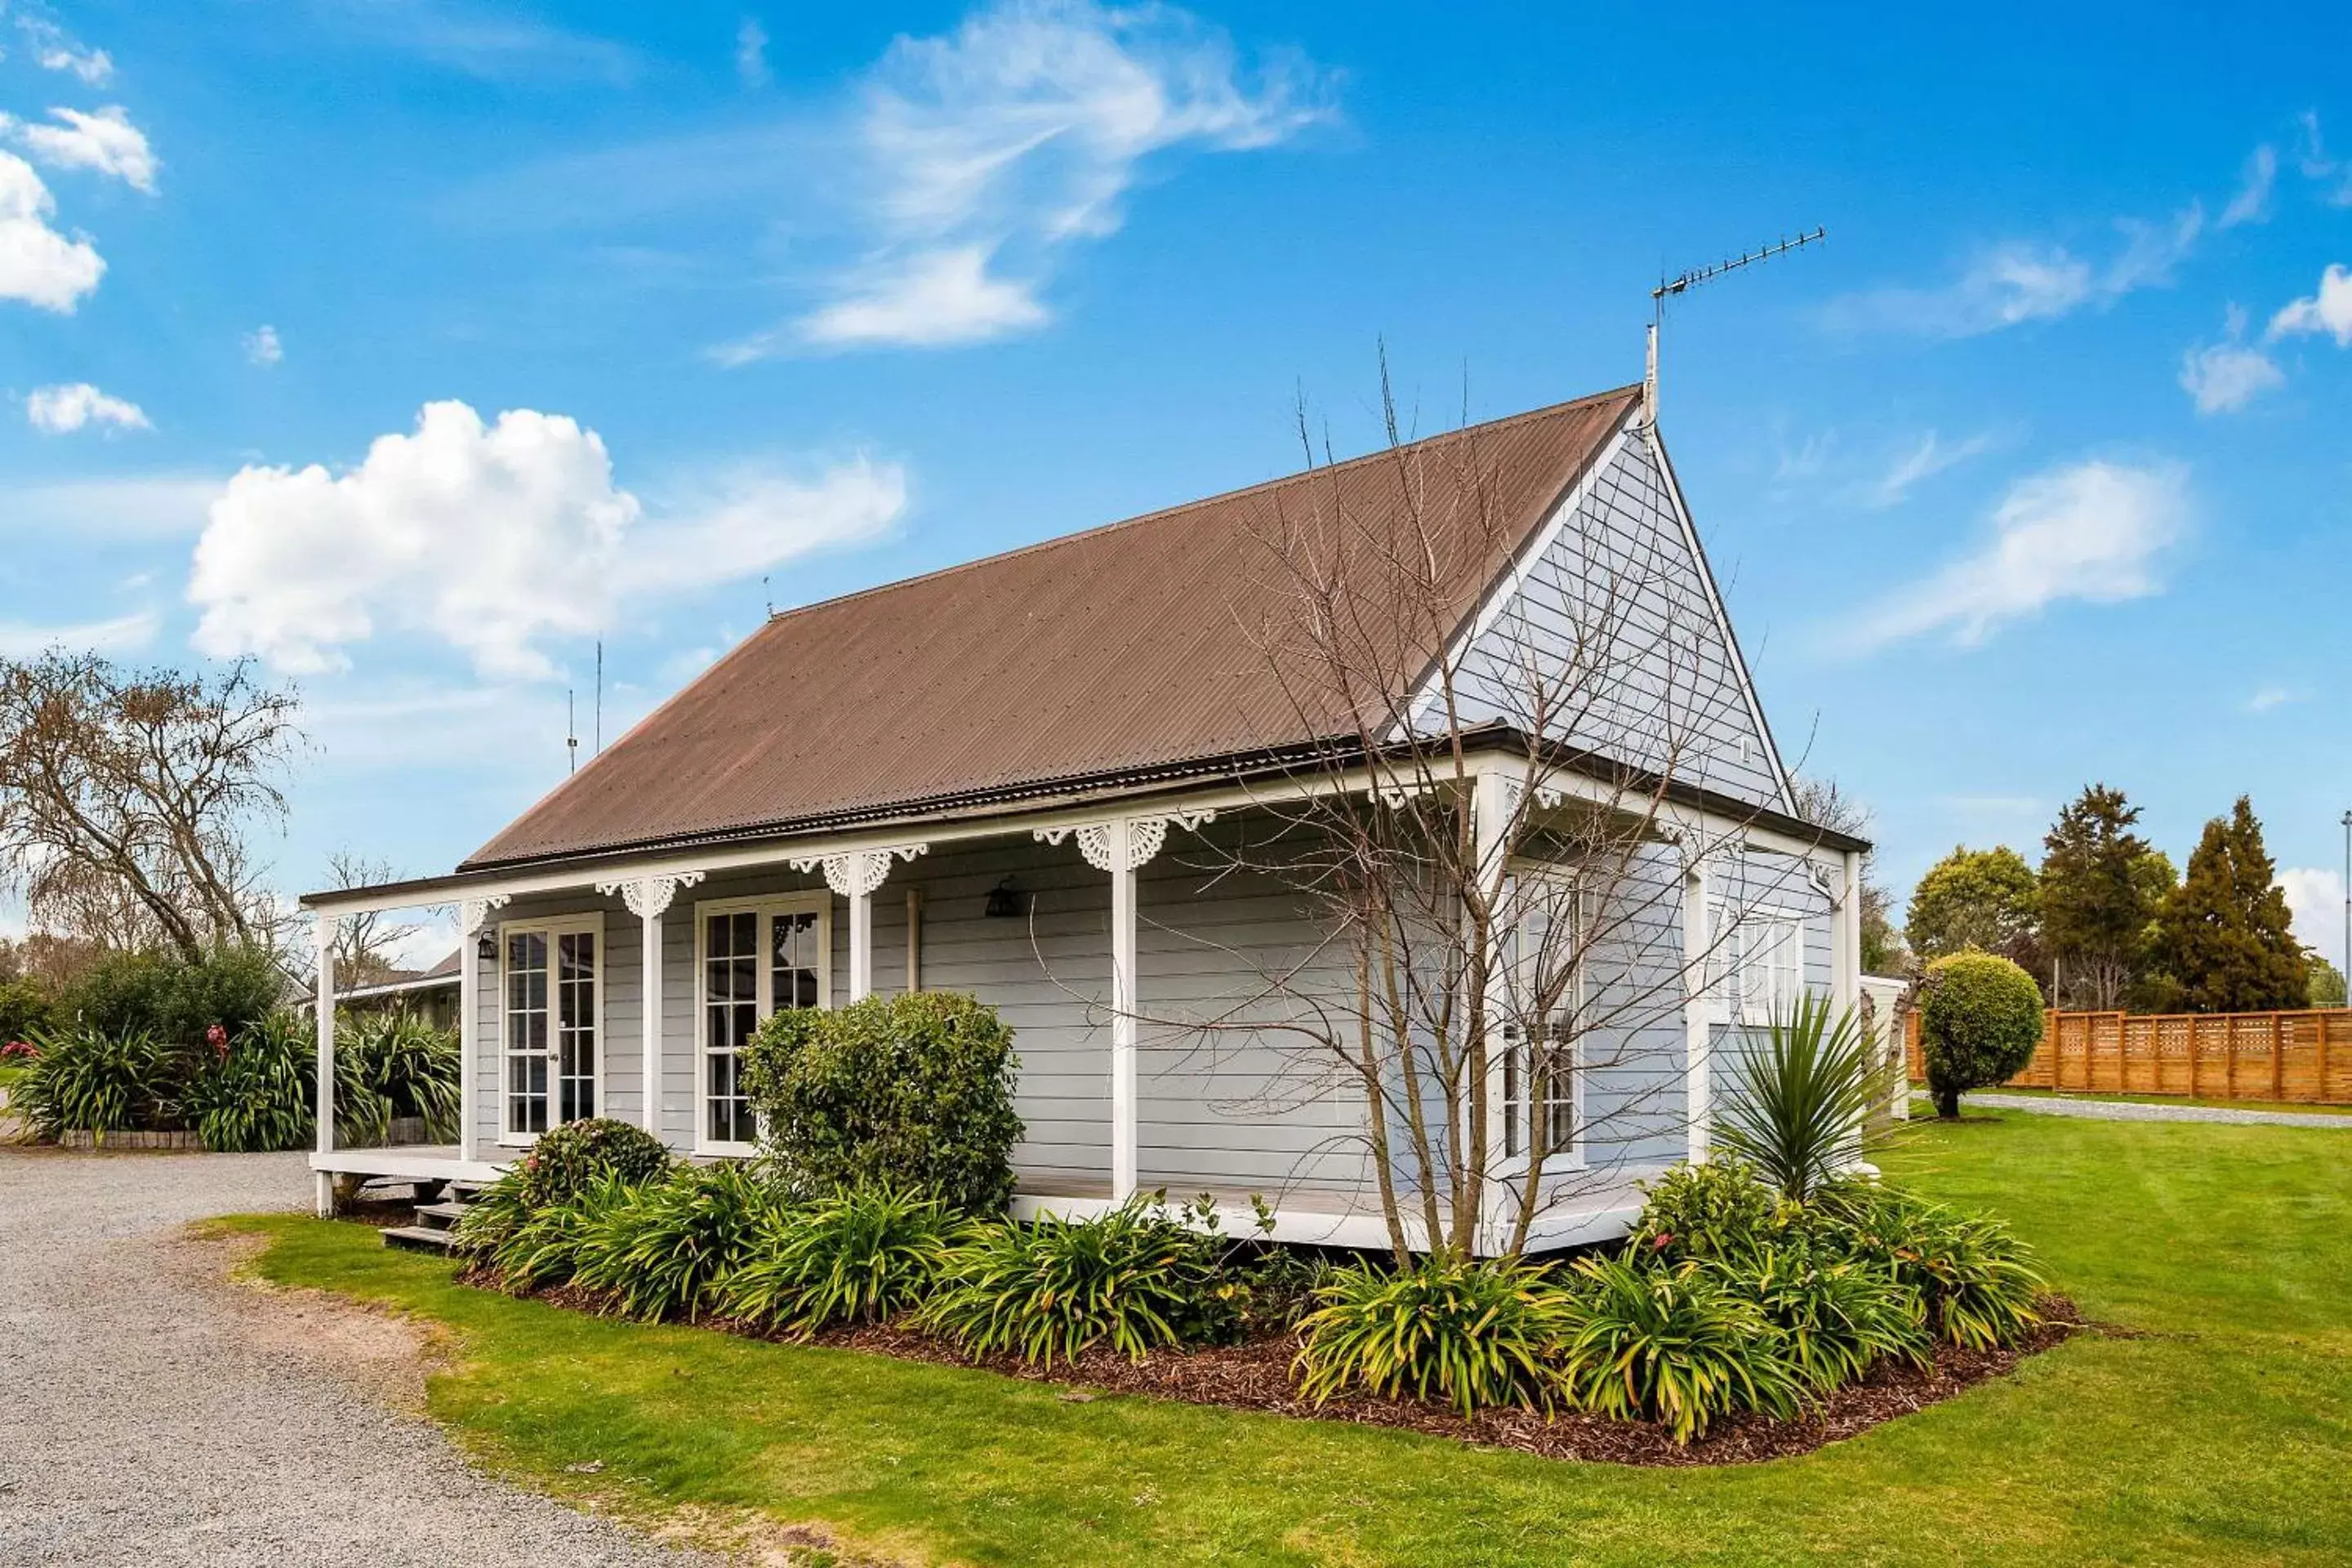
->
305;384;1867;1254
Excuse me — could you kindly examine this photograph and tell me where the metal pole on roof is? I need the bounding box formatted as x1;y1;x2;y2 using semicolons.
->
1646;226;1826;430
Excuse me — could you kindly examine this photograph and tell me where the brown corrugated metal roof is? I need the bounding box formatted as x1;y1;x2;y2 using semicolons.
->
463;387;1642;871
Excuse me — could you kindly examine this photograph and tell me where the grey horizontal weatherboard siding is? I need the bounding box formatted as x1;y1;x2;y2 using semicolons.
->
1452;433;1785;813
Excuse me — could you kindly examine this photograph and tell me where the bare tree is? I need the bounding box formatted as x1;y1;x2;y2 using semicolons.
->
323;851;432;987
0;653;301;960
1117;376;1831;1261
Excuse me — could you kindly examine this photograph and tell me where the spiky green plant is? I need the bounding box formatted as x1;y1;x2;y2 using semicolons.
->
719;1184;978;1337
915;1197;1235;1367
1293;1254;1575;1417
11;1023;176;1138
1816;1178;2045;1349
1713;992;1891;1203
488;1171;642;1292
1555;1254;1801;1444
185;1011;312;1152
570;1162;777;1322
1713;1236;1930;1391
341;1012;461;1142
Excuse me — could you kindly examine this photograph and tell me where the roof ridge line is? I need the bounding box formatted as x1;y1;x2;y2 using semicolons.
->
751;384;1643;633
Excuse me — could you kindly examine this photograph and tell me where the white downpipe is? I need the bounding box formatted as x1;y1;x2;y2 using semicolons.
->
458;931;479;1165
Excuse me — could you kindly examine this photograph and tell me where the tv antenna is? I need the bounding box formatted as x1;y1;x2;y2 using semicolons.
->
1645;225;1825;427
594;640;604;756
566;688;578;775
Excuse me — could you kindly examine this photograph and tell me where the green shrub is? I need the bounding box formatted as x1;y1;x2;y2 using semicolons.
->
719;1184;978;1337
744;991;1022;1215
486;1171;643;1293
1917;951;2043;1117
452;1169;534;1264
0;975;55;1045
1556;1254;1800;1444
65;946;284;1046
1629;1158;1788;1264
184;1010;313;1152
1713;1236;1929;1391
571;1163;777;1322
1816;1179;2045;1349
11;1023;176;1137
1714;993;1889;1201
515;1117;674;1211
1294;1254;1574;1417
916;1196;1239;1366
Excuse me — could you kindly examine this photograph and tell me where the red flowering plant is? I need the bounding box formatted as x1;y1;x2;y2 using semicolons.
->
0;1039;36;1061
206;1023;230;1058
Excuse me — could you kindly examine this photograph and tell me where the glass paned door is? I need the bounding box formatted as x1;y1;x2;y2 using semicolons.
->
504;931;550;1137
555;931;597;1122
704;911;760;1147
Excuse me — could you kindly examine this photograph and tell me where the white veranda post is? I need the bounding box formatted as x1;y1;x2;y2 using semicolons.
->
1036;813;1213;1202
1831;850;1860;1021
596;872;705;1139
457;893;510;1165
1682;844;1714;1165
794;846;929;1003
312;917;334;1218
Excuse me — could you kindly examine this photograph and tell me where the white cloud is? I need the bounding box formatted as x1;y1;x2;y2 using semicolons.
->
2296;112;2352;207
16;12;113;84
0;150;104;311
2180;305;2283;414
0;608;157;657
307;0;636;84
2219;144;2276;229
2280;867;2345;969
1828;203;2203;338
1854;458;2189;649
2267;263;2352;347
2246;686;2296;713
24;381;150;434
1863;430;1994;509
8;106;156;193
736;16;769;87
0;473;221;537
186;400;908;680
721;0;1332;358
244;324;285;364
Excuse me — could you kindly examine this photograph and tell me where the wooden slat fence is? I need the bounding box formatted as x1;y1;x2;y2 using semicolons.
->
1905;1007;2352;1105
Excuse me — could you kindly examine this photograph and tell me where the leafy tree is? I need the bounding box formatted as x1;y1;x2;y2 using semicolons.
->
2308;956;2348;1009
2039;785;2168;1010
1916;951;2044;1118
2149;797;2308;1013
1904;846;2039;969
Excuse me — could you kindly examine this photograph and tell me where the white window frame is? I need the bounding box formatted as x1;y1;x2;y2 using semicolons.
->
1706;901;1810;1027
495;914;606;1148
693;892;832;1156
1499;864;1588;1171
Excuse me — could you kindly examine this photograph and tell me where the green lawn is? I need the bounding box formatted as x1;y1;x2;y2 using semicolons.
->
225;1111;2352;1566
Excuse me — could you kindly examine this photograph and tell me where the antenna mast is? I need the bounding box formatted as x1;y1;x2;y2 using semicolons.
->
1646;225;1825;427
566;688;578;775
594;640;604;756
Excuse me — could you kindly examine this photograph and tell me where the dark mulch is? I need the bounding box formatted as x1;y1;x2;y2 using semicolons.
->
452;1254;2082;1466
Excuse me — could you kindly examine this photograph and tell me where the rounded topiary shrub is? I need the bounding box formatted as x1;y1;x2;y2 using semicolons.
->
1916;951;2043;1118
516;1116;674;1210
743;991;1022;1215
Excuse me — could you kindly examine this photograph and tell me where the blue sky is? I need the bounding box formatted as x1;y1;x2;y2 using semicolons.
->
3;0;2351;964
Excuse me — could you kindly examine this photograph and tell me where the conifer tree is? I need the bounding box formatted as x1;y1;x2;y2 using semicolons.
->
2151;796;2308;1013
2040;784;2167;1009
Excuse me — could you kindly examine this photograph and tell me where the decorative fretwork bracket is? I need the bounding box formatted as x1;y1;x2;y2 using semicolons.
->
791;844;929;899
458;893;513;935
595;871;706;920
1035;810;1215;873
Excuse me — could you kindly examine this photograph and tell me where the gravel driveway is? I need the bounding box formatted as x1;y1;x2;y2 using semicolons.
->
1965;1092;2352;1129
0;1147;713;1567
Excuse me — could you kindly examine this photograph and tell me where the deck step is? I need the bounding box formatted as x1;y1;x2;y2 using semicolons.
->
412;1200;472;1229
381;1225;457;1254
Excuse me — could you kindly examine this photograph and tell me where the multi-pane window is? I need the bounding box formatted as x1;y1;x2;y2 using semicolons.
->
1706;903;1806;1026
700;897;830;1152
504;922;598;1141
1500;872;1583;1164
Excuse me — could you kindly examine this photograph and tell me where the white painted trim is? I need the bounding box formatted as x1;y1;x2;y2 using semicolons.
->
313;919;333;1214
492;913;608;1147
1640;425;1799;817
1683;853;1713;1165
1006;1186;1651;1256
310;1147;509;1183
690;890;832;1157
457;933;479;1164
1388;425;1633;745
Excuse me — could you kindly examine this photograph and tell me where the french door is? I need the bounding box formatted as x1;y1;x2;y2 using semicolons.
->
697;894;830;1153
502;920;601;1142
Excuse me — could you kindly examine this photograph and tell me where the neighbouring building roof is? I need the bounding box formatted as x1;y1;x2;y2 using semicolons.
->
335;947;460;1002
462;387;1651;871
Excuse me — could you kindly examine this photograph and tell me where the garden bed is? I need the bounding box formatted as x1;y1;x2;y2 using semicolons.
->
508;1267;2079;1467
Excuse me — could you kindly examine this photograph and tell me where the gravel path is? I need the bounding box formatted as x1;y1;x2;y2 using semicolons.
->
0;1147;715;1567
1965;1092;2352;1129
